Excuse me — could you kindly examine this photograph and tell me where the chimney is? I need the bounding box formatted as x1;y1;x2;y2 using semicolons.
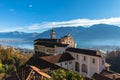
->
113;74;116;80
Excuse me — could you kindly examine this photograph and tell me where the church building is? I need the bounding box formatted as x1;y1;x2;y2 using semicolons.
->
33;29;110;78
34;29;76;56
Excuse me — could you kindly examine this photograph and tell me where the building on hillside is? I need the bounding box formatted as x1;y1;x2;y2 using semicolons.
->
40;52;75;70
32;29;116;78
34;41;69;56
39;47;108;78
34;29;76;56
6;51;120;80
65;48;106;77
26;48;112;78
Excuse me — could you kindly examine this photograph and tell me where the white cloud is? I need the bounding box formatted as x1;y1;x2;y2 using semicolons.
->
0;27;24;32
25;17;120;32
2;17;120;33
9;9;15;12
27;24;40;30
28;4;32;8
41;18;120;28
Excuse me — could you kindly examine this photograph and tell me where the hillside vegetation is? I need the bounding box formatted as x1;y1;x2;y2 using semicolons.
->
47;69;84;80
106;49;120;73
0;45;33;78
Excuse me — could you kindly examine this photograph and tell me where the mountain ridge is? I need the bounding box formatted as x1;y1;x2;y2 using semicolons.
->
0;24;120;41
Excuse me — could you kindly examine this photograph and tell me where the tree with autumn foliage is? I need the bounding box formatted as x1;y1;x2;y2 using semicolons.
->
0;45;33;78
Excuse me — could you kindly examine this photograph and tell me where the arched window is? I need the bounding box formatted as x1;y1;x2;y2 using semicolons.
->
82;64;87;73
75;62;79;72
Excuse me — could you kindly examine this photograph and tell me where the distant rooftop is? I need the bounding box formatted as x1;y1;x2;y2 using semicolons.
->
66;47;103;57
92;73;113;80
101;70;120;80
34;38;60;43
34;41;69;48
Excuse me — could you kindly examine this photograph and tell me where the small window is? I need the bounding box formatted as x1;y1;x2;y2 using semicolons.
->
75;62;80;72
60;63;62;66
65;62;67;65
84;56;86;61
69;61;72;64
47;49;50;52
93;58;95;64
76;55;79;59
102;60;104;65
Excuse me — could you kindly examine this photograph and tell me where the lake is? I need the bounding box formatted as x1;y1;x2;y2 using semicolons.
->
0;38;120;50
77;39;120;50
0;38;34;49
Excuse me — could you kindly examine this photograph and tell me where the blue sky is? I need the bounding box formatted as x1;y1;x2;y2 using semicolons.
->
1;0;120;33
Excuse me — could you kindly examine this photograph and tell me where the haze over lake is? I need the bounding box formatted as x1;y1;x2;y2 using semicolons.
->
0;38;33;49
0;38;120;50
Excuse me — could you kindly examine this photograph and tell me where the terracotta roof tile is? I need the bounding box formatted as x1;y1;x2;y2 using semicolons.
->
40;52;74;63
25;57;62;70
101;70;120;80
92;73;113;80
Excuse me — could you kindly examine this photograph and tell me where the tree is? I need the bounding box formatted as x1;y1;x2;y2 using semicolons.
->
0;45;33;78
0;62;4;73
106;50;120;73
47;69;84;80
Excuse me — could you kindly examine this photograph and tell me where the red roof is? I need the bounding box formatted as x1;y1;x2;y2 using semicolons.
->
92;73;113;80
40;52;74;63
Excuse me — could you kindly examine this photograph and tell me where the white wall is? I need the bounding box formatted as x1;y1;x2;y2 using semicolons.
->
45;47;55;54
34;45;45;53
66;51;105;78
56;60;75;70
88;56;99;77
99;58;105;72
55;47;66;54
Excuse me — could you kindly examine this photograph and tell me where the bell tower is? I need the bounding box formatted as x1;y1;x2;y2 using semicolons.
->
50;28;56;39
